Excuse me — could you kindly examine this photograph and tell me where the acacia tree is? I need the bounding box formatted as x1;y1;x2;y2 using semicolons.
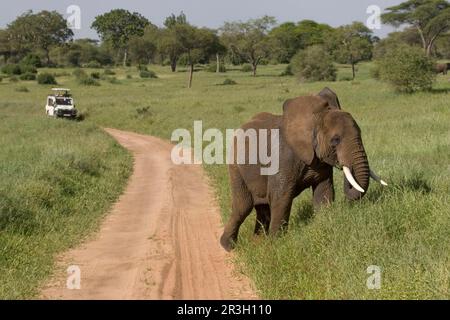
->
0;29;11;63
91;9;149;67
172;24;220;87
381;0;450;56
327;22;373;79
7;10;73;64
158;12;188;72
221;16;276;76
128;25;158;66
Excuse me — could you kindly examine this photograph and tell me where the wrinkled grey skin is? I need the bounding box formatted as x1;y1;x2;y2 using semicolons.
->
221;88;370;251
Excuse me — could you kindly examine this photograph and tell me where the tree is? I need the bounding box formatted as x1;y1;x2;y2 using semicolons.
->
172;25;220;87
7;10;73;64
327;22;373;79
158;12;189;72
221;16;276;76
0;29;12;63
381;0;450;56
268;20;333;63
128;25;158;66
91;9;150;67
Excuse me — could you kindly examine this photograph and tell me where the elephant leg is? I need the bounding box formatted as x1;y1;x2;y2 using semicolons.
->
220;168;254;251
312;175;335;210
268;196;293;235
254;204;270;235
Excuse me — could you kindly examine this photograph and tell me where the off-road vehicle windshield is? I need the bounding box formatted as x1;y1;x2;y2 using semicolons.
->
56;98;73;106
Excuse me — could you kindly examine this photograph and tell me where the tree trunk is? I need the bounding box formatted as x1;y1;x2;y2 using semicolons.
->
170;56;177;72
216;53;220;73
123;49;128;67
188;63;194;88
45;49;51;66
252;63;257;77
351;62;356;80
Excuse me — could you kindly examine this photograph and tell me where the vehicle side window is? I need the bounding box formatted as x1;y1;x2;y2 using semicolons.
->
48;98;53;106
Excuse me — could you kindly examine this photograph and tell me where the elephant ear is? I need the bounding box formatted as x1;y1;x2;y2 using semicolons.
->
318;87;341;110
282;96;329;165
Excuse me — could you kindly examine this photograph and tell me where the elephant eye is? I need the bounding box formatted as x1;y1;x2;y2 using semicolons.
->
330;135;341;147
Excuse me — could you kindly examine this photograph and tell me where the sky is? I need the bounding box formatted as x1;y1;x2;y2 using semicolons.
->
0;0;405;39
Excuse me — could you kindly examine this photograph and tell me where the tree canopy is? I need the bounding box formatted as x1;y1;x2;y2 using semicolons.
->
381;0;450;56
91;9;150;66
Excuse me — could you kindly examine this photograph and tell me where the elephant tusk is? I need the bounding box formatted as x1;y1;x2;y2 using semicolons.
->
343;166;365;193
370;169;388;186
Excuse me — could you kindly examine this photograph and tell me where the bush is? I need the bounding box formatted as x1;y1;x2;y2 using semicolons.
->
137;65;148;71
21;54;42;68
19;73;36;81
338;76;353;82
84;60;102;68
78;76;100;86
107;77;120;84
90;72;100;79
37;73;57;85
290;45;336;82
1;64;22;75
104;68;115;75
378;45;435;93
280;64;293;76
9;76;19;83
222;78;237;85
206;64;226;73
19;64;37;74
126;74;132;79
241;64;253;72
139;70;157;78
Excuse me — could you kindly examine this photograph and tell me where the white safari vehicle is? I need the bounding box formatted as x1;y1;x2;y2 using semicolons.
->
45;88;77;119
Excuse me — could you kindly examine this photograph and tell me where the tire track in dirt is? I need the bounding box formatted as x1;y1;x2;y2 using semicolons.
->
41;128;255;300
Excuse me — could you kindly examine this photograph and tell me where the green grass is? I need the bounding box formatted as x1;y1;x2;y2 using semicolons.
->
0;98;132;298
0;62;449;299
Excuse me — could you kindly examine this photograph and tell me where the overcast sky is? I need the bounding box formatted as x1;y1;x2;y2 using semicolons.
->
1;0;404;39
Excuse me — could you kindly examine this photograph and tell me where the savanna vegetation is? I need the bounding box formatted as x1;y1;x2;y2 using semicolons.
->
0;0;449;299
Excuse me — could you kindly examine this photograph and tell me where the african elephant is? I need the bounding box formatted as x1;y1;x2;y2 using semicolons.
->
435;63;449;75
220;88;387;251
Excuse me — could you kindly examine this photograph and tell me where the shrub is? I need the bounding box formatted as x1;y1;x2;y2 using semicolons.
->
1;64;22;75
206;64;226;73
104;68;115;75
241;64;253;72
15;86;29;92
139;70;157;78
126;74;132;79
21;54;42;67
90;72;100;79
222;78;237;85
290;45;336;82
9;76;19;83
378;45;435;93
107;77;120;84
137;65;148;71
369;65;380;80
19;64;37;74
280;64;293;76
84;60;101;68
37;73;57;85
0;77;2;82
338;76;353;82
19;73;36;81
78;76;100;86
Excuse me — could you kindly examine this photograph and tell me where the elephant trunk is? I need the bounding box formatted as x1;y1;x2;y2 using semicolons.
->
342;137;370;201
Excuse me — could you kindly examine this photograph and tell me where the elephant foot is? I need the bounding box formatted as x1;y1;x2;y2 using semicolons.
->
220;233;235;252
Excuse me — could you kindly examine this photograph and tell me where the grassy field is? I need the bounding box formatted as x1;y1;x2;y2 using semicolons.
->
0;62;449;298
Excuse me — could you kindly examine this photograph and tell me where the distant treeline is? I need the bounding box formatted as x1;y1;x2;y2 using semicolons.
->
0;0;449;78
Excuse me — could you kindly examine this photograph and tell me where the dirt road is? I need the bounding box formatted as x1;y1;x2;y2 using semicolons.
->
41;128;255;300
